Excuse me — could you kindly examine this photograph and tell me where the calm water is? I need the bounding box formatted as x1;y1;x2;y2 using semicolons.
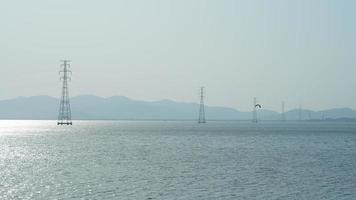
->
0;121;356;200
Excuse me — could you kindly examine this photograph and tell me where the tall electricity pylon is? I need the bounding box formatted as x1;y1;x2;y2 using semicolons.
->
252;97;258;123
198;87;206;124
281;101;286;122
58;60;72;125
298;104;302;121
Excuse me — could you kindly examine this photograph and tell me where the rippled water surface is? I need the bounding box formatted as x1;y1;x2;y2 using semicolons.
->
0;121;356;199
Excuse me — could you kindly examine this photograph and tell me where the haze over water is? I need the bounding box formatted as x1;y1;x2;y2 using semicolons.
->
1;121;355;199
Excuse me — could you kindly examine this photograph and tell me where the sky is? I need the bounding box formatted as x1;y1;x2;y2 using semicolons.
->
0;0;355;111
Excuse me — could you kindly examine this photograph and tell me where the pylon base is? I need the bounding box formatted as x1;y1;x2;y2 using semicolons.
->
57;122;73;125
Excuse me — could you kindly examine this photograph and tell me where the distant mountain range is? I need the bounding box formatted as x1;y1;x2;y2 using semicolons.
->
0;95;356;121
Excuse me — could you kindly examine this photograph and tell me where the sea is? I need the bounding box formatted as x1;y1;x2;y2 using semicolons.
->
0;120;355;200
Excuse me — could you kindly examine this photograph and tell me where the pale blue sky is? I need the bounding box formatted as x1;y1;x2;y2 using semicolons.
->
0;0;355;111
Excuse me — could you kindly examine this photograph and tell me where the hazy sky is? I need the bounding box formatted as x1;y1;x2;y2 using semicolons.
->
0;0;355;111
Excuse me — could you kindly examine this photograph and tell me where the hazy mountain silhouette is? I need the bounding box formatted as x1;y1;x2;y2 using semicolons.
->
0;95;355;121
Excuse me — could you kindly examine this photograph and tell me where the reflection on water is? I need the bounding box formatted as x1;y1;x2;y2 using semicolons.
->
0;121;356;199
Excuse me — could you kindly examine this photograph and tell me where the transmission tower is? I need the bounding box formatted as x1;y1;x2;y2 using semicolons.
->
281;101;286;122
252;97;258;123
198;87;206;124
58;60;72;125
298;104;302;121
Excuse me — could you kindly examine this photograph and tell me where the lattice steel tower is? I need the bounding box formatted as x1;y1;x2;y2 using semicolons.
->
198;87;206;124
281;101;286;122
252;97;258;123
298;104;302;121
58;60;72;125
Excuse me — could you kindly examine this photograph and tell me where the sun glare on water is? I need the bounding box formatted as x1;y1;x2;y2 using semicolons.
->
0;120;56;136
